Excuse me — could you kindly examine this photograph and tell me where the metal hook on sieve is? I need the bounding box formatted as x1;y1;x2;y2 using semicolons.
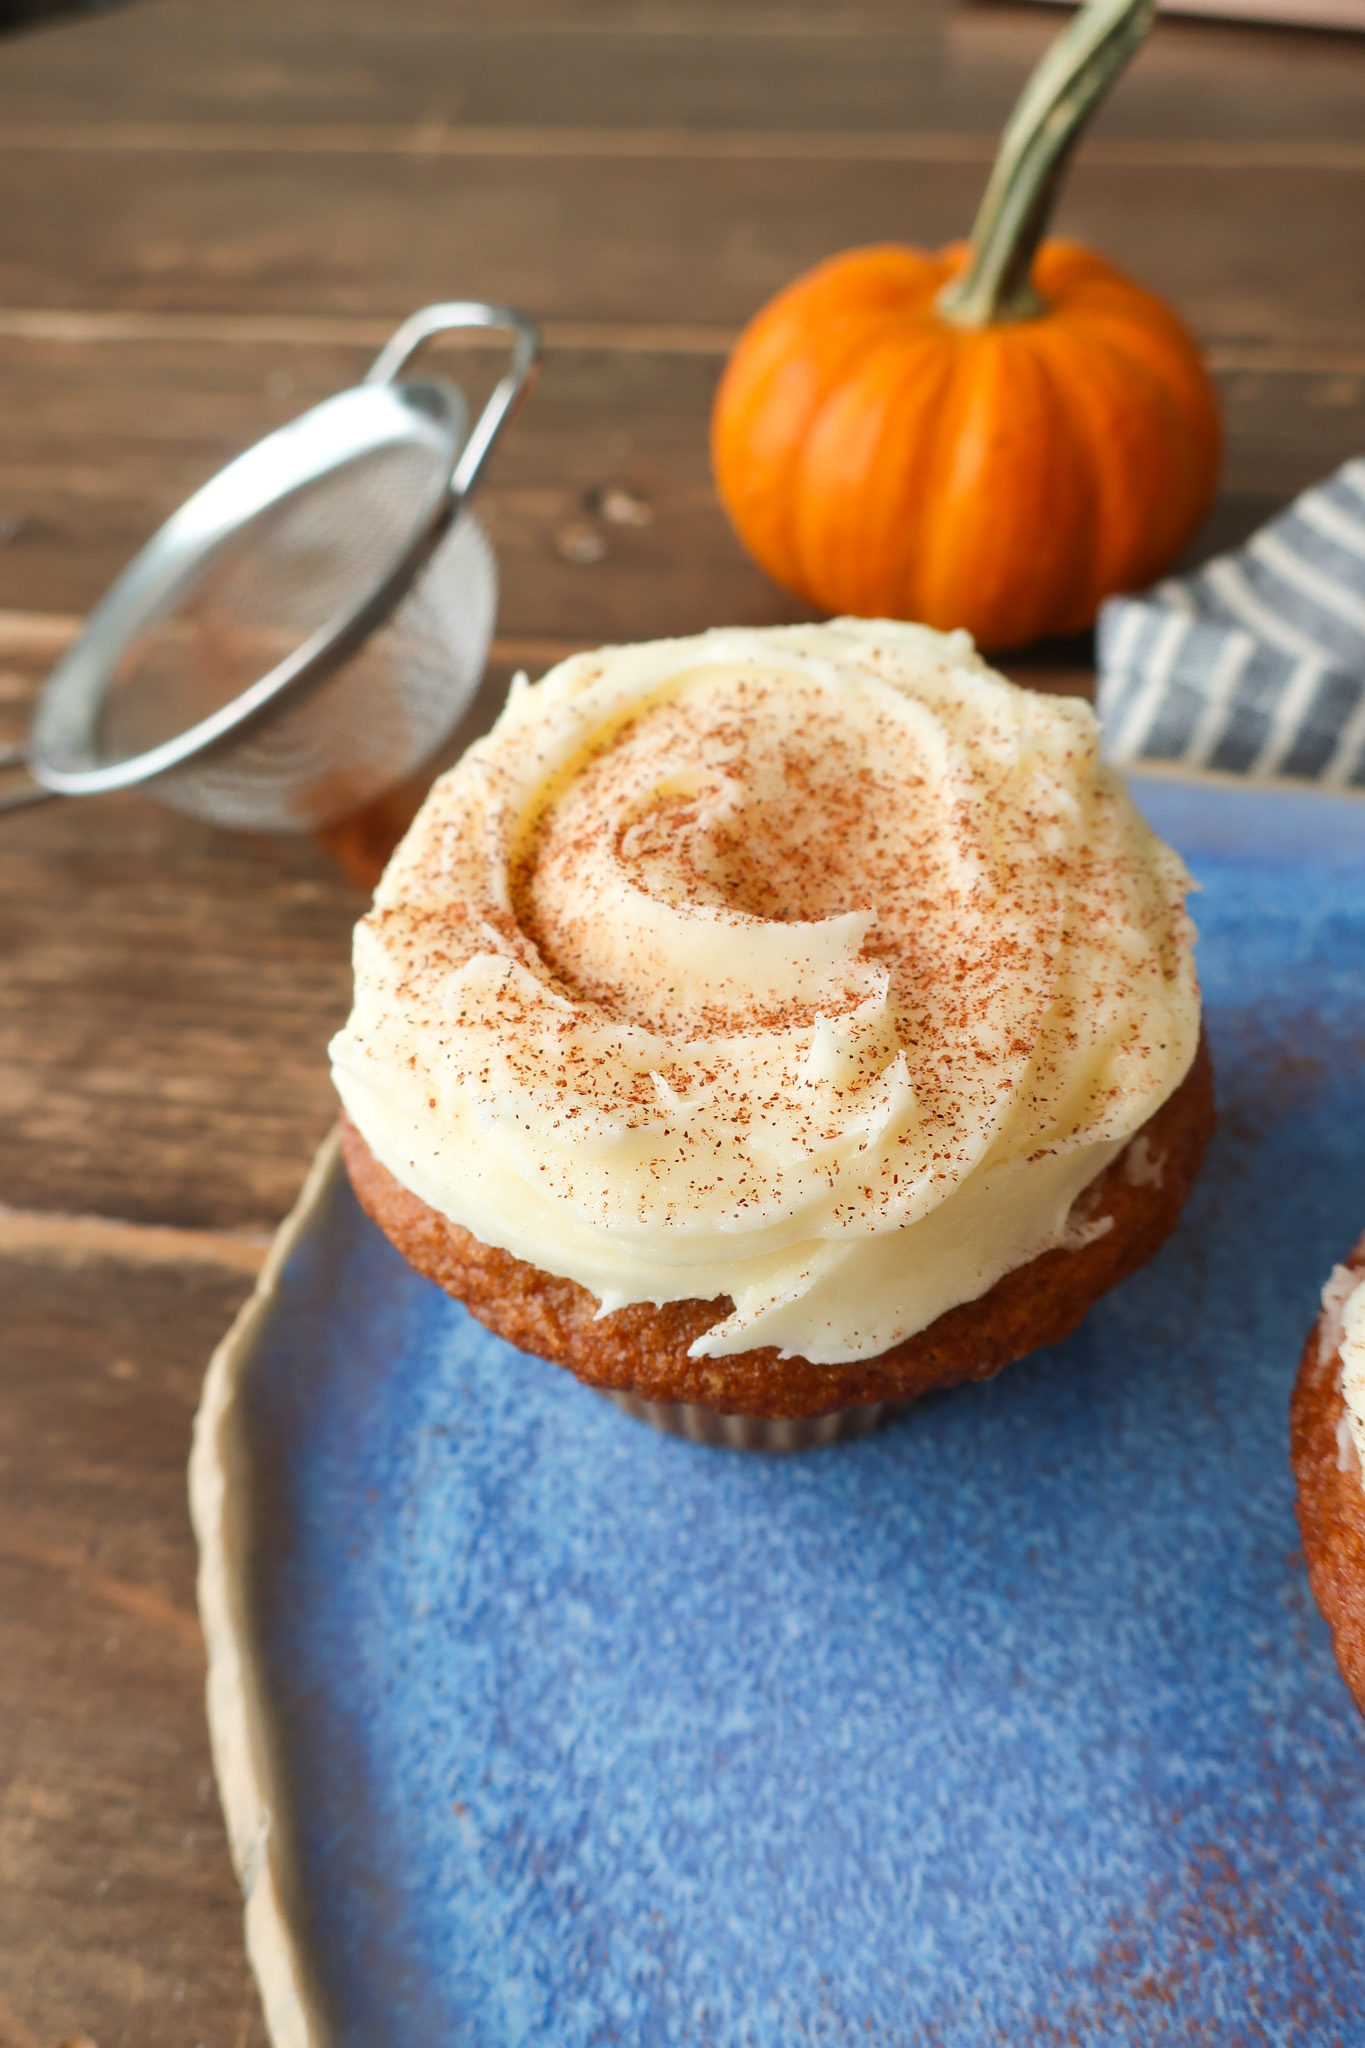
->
0;301;539;828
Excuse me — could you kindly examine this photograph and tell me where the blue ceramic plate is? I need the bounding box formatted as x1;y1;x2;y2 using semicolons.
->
192;773;1365;2048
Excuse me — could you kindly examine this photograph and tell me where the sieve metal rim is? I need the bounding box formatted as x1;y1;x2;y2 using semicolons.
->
23;301;540;802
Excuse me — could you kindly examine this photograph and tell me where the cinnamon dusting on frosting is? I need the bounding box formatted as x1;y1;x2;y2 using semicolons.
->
331;620;1200;1364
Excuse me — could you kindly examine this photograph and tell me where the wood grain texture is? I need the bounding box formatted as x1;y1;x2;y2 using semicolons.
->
8;122;1365;170
2;0;1364;145
0;142;1359;348
0;793;360;1230
0;1247;265;2048
0;339;795;628
0;336;1361;625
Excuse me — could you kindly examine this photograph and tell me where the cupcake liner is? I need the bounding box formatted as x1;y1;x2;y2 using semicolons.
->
599;1388;903;1453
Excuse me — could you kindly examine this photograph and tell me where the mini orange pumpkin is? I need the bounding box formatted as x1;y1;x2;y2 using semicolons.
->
711;0;1220;652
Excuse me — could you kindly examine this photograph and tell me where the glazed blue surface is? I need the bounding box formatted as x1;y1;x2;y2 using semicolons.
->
244;776;1365;2046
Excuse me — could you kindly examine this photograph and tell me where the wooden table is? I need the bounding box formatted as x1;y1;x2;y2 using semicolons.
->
1;2;1362;2040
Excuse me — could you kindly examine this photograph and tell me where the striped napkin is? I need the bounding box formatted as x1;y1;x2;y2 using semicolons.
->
1096;460;1365;788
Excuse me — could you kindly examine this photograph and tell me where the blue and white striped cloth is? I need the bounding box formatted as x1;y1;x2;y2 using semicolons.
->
1096;460;1365;787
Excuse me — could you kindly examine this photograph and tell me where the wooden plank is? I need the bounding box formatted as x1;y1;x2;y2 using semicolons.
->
0;338;795;630
0;143;1358;349
0;335;1361;627
2;0;1364;147
2;147;1365;344
0;307;741;352
0;1245;265;2048
2;122;1365;171
6;303;1365;370
0;790;361;1230
0;1202;268;1268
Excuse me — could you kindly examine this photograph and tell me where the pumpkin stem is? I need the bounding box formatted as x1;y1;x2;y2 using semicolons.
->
937;0;1155;329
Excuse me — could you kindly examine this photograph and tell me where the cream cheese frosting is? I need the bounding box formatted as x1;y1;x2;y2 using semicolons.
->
1323;1266;1365;1480
330;619;1200;1365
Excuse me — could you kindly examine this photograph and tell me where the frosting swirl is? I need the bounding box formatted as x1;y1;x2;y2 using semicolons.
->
331;620;1200;1364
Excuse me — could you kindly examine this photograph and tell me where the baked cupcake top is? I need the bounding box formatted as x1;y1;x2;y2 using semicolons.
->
330;620;1200;1365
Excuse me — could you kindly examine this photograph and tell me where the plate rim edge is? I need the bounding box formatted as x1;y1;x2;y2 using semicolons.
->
189;1122;345;2048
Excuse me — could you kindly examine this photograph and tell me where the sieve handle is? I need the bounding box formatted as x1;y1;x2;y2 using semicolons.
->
0;742;59;814
364;302;541;508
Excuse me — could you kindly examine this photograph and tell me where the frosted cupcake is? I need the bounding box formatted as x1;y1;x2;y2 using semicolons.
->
331;620;1212;1446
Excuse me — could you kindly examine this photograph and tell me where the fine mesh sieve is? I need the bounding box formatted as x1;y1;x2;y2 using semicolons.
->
0;301;539;831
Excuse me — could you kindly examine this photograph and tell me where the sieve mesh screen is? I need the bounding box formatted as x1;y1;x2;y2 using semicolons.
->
95;440;447;771
148;510;497;832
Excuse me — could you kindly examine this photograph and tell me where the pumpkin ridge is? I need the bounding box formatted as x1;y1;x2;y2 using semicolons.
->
1051;297;1220;547
1017;323;1115;632
1033;238;1135;298
1025;318;1178;620
793;323;960;617
712;249;955;598
1065;301;1218;432
787;316;938;596
918;330;1093;647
